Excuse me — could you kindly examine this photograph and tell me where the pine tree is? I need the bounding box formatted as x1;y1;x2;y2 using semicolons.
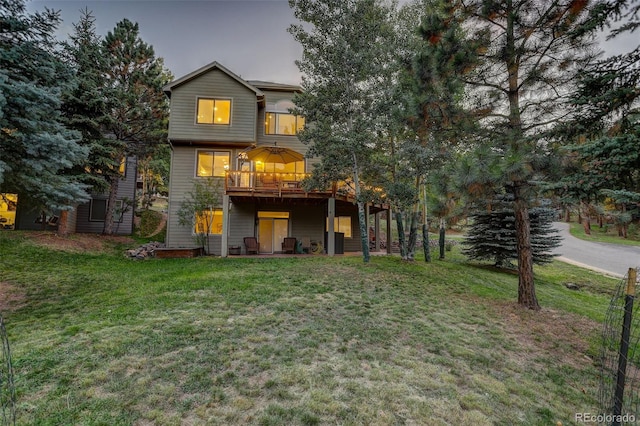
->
101;18;169;234
0;0;89;212
554;0;640;238
456;0;598;309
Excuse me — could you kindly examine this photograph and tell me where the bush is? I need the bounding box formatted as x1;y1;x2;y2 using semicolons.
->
137;210;164;237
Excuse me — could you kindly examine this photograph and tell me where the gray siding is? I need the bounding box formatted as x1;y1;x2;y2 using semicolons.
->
228;203;256;254
168;69;257;143
256;89;320;171
75;156;136;235
290;203;325;244
14;157;135;234
166;146;230;250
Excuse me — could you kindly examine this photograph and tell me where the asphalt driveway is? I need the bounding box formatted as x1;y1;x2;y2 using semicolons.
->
553;222;640;278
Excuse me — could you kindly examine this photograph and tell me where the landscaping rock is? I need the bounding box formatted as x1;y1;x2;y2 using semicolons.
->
565;282;581;290
126;241;165;260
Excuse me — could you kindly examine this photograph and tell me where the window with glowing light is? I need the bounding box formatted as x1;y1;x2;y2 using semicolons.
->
326;216;352;238
195;210;223;235
197;98;231;125
265;113;304;135
196;151;230;177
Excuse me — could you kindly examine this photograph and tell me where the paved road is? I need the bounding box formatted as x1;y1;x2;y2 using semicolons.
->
553;222;640;278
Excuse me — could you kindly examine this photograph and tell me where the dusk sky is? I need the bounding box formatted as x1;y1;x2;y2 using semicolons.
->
26;0;639;86
27;0;305;84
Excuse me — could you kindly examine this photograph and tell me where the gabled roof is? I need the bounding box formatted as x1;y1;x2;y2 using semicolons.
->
163;61;264;98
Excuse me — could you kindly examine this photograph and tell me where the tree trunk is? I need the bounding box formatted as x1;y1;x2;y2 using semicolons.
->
357;200;370;262
564;208;570;222
580;201;591;235
39;211;47;231
103;174;120;235
57;210;69;236
407;209;419;261
438;218;446;260
396;210;407;260
351;153;369;263
422;223;431;262
514;188;540;310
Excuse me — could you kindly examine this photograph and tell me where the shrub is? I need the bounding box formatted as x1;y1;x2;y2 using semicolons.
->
137;210;163;237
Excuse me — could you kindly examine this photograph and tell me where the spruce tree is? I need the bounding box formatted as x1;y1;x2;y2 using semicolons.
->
463;197;562;267
0;0;89;212
62;8;121;194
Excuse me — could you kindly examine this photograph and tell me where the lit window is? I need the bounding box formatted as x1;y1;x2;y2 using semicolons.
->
265;113;305;135
326;216;352;238
197;151;230;177
119;158;126;175
197;98;231;125
195;210;223;235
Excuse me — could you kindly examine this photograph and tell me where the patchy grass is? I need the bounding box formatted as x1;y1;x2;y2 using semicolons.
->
0;231;619;425
569;221;640;246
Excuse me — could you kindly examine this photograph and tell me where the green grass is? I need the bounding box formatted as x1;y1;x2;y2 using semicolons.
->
569;221;640;246
0;231;620;425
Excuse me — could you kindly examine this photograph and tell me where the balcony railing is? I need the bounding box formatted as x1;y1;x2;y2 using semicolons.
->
225;171;311;193
224;171;356;200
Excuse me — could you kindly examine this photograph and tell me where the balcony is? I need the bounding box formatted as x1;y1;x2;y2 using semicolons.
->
224;171;351;200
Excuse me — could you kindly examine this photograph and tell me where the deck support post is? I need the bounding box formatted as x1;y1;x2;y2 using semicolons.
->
221;195;230;258
374;211;381;252
386;206;392;255
327;197;335;256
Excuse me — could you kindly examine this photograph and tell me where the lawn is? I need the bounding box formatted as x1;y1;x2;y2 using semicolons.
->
0;231;620;425
568;221;640;247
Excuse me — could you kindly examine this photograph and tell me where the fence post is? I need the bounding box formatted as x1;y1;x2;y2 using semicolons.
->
613;268;637;425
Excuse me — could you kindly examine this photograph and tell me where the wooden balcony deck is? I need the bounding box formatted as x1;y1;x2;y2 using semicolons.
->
225;171;341;199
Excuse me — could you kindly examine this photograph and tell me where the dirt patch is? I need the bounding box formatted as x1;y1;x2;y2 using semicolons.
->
22;232;135;254
0;281;27;312
491;299;600;369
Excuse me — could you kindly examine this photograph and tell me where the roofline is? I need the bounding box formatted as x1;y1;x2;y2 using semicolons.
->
247;80;303;93
163;61;264;98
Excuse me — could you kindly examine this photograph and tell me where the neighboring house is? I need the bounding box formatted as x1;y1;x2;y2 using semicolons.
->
3;156;137;235
163;61;390;256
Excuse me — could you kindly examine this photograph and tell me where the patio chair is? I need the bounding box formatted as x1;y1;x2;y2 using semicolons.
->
281;237;296;254
244;237;259;255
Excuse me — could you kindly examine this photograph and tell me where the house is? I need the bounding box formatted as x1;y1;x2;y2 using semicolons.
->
2;156;137;235
163;61;390;256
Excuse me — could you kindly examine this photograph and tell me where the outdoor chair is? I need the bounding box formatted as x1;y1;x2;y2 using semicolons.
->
282;237;296;254
244;237;259;255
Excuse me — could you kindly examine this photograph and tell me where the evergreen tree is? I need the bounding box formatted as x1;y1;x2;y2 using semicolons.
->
463;197;562;267
554;0;640;237
62;9;120;194
397;0;479;261
101;18;170;235
456;0;598;309
0;0;89;212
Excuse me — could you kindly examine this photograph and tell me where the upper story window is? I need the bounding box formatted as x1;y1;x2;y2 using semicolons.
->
119;157;126;176
265;113;305;135
197;98;231;125
197;151;230;177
